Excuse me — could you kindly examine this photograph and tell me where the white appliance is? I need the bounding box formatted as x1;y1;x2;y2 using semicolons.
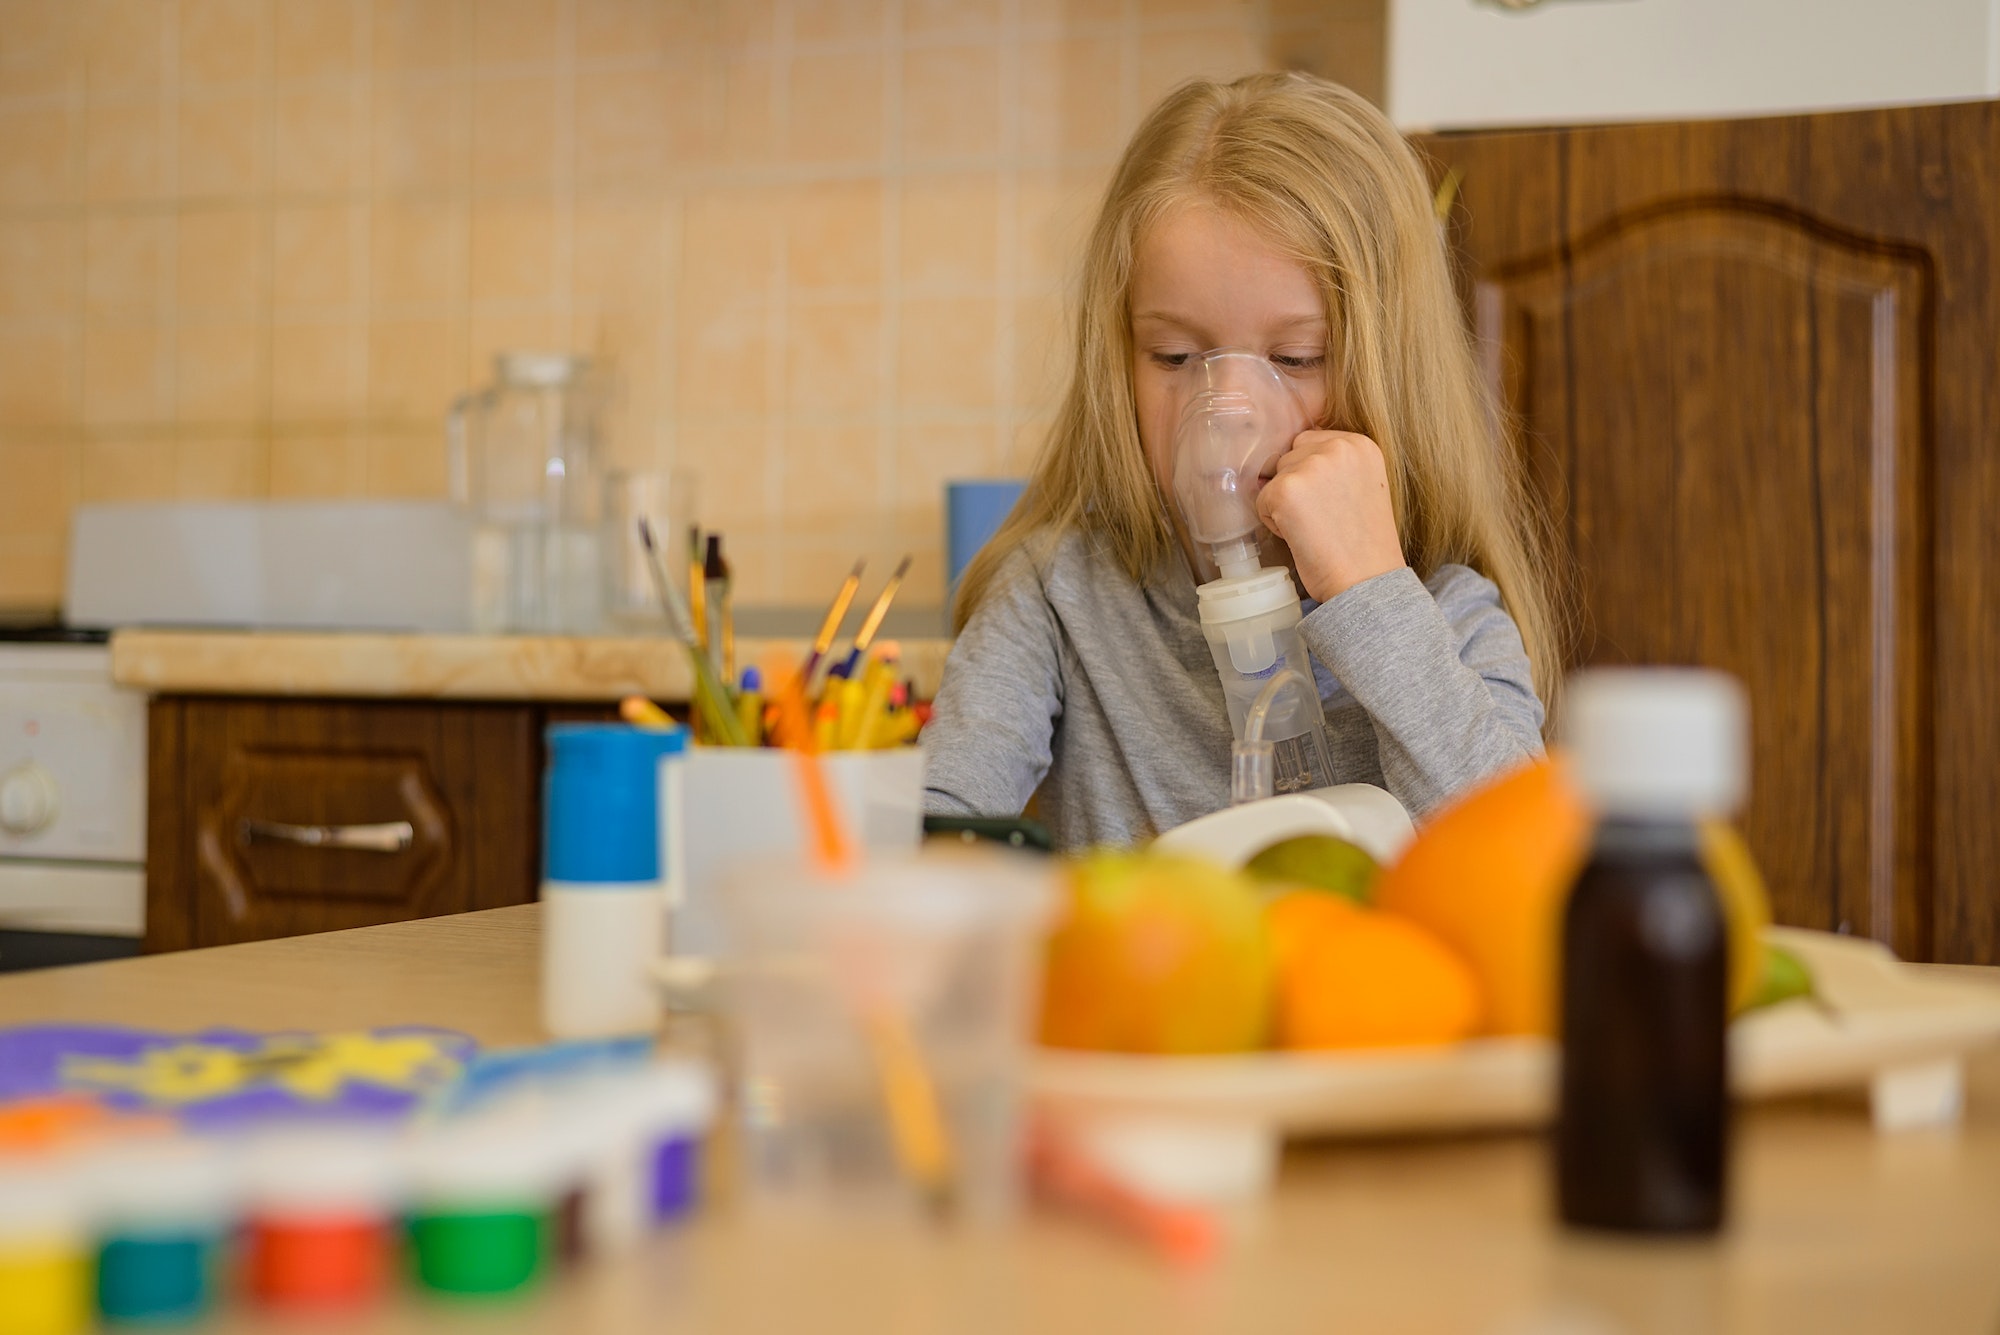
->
0;641;147;940
1389;0;2000;130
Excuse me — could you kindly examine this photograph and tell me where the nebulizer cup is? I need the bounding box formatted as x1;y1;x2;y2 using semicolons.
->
1170;350;1335;797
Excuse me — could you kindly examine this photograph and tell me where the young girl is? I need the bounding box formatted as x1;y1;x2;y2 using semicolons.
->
923;72;1562;851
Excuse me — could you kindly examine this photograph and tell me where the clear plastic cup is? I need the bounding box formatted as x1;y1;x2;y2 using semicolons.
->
722;850;1052;1225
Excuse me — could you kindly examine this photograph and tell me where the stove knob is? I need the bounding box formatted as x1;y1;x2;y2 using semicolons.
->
0;762;59;836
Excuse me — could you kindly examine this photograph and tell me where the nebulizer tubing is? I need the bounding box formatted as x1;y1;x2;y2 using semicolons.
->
1229;667;1318;805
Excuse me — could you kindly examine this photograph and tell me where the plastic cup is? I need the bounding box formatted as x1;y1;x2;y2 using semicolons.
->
722;849;1052;1224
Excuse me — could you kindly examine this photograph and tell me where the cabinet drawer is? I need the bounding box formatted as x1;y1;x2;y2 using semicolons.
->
147;699;540;949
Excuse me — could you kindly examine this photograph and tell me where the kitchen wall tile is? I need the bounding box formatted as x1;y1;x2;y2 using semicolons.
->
1012;290;1070;409
0;217;79;321
81;437;176;502
574;65;671;187
177;208;266;313
81;323;168;424
0;442;70;533
367;317;463;418
1008;412;1056;472
471;0;559;69
270;320;361;420
575;0;708;62
83;0;166;96
0;328;72;425
681;187;781;306
1014;167;1105;292
0;103;76;207
1018;35;1128;158
904;0;1000;38
898;296;997;411
470;73;558;187
0;1;79;81
178;93;269;198
716;0;776;48
272;205;358;310
175;435;264;497
174;321;263;421
777;422;879;522
898;174;997;292
573;200;665;307
269;432;367;495
718;54;779;167
1017;0;1127;34
786;296;884;414
371;200;464;308
1136;25;1263;107
659;58;716;167
273;0;362;84
893;411;995;512
179;0;267;90
469;200;555;305
676;299;772;416
1140;0;1253;20
371;76;467;192
271;84;364;194
83;100;164;204
365;429;449;496
677;419;771;532
372;0;466;73
786;50;884;166
787;178;881;292
791;0;886;44
0;534;64;605
901;43;999;162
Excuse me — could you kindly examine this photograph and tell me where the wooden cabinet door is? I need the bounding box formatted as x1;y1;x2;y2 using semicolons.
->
147;699;540;949
1422;103;2000;963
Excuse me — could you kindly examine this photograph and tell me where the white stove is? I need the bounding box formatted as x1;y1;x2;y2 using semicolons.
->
0;640;147;940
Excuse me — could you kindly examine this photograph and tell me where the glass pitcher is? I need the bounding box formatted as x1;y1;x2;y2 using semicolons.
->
449;353;607;634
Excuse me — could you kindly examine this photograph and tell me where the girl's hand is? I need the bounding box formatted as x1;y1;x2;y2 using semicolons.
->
1255;430;1406;603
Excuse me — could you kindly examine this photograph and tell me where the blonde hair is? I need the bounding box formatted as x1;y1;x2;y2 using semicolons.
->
955;71;1568;713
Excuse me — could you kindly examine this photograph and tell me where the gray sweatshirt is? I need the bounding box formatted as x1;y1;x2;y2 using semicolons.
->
922;528;1545;851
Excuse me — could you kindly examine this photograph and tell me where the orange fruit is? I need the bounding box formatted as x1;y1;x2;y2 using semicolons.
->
1038;851;1272;1054
1372;758;1592;1037
1266;891;1482;1049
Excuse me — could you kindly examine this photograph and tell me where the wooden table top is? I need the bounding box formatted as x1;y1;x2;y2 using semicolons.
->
3;906;1998;1335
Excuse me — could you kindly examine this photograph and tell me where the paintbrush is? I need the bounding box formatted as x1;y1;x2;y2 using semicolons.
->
852;554;912;656
638;519;749;747
801;559;866;687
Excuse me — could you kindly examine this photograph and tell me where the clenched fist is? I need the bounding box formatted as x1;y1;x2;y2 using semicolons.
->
1254;430;1406;603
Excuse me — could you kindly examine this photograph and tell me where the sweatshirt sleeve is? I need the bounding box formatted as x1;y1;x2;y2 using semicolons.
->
1299;564;1545;817
921;549;1065;819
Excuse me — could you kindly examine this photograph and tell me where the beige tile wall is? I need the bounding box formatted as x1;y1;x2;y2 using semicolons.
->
0;0;1382;611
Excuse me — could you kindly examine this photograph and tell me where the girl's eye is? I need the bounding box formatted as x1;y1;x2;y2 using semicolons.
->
1271;353;1325;372
1149;351;1192;369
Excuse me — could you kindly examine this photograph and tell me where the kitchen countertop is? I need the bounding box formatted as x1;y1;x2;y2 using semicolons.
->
3;908;1998;1333
108;629;952;702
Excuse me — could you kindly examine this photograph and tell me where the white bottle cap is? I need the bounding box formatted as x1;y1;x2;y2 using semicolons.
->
1563;667;1748;819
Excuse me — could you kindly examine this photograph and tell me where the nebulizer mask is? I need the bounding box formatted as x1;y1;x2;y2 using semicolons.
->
1169;350;1335;799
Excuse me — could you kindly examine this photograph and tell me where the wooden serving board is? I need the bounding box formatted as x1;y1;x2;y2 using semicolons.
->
1030;929;2000;1138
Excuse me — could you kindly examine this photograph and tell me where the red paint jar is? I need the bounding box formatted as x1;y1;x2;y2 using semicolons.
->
247;1215;389;1309
240;1128;402;1312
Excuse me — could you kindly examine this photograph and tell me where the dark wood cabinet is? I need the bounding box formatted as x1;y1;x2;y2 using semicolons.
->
1423;101;2000;963
145;698;617;952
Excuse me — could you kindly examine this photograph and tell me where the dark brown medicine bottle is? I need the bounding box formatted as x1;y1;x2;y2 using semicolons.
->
1554;668;1747;1235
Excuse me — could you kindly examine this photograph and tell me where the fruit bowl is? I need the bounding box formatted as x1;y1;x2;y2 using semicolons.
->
1031;928;2000;1139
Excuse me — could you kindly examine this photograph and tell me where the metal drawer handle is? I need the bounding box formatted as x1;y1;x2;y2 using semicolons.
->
239;819;414;853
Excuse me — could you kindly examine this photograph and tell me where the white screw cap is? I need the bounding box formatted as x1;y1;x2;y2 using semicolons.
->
1563;667;1749;819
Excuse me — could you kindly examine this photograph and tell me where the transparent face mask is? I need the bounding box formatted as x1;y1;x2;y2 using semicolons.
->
1168;349;1311;582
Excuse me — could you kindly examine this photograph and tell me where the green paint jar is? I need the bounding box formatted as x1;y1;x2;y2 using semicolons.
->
95;1233;214;1323
404;1118;564;1300
408;1210;543;1296
84;1140;233;1325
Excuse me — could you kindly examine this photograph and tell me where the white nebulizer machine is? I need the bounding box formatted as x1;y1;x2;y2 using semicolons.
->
1170;349;1336;801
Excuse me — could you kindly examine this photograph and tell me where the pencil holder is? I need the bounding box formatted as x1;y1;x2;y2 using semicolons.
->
660;747;926;959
